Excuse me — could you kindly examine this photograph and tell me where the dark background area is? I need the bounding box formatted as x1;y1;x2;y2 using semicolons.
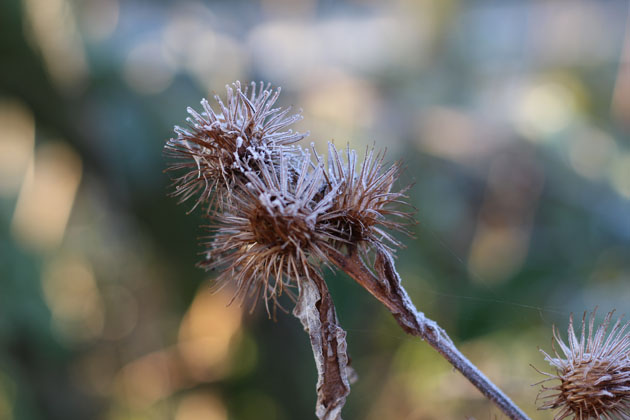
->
1;0;630;418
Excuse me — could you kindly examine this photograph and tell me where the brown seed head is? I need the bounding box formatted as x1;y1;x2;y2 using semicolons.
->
164;81;307;213
199;150;336;311
317;143;413;259
536;310;630;419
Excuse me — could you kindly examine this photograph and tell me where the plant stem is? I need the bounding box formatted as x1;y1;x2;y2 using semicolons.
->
325;246;530;420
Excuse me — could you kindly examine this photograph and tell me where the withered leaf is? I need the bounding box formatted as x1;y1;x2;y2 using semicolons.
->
293;273;356;420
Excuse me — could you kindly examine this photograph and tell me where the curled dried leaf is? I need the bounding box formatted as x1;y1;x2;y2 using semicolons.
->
293;272;356;420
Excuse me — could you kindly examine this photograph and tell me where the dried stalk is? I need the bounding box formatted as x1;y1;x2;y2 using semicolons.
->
293;271;357;420
325;245;530;420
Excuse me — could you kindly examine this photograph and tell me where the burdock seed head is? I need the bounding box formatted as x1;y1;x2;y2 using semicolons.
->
199;150;337;312
536;309;630;419
317;143;413;259
164;81;307;213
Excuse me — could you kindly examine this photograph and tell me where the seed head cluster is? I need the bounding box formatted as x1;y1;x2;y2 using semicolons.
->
165;81;410;309
536;310;630;419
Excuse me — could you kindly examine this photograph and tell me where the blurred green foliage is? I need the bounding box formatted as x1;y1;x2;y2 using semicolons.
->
1;0;630;419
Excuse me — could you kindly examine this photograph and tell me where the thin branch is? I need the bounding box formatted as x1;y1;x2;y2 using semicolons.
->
325;245;530;420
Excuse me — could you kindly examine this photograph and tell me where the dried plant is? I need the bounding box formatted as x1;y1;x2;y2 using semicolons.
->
164;81;307;213
198;150;335;311
535;310;630;419
316;143;412;260
165;81;536;420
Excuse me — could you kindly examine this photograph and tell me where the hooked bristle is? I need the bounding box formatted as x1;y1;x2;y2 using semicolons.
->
164;81;307;214
316;142;413;260
198;152;337;313
535;309;630;419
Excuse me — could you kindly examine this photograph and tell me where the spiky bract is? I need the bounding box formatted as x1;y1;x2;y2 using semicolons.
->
537;310;630;420
164;81;307;213
164;83;413;310
318;143;412;259
199;151;337;311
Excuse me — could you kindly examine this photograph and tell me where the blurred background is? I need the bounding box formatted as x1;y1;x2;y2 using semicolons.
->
1;0;630;418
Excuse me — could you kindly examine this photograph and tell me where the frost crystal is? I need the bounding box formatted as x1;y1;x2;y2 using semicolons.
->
164;81;307;213
198;152;336;312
